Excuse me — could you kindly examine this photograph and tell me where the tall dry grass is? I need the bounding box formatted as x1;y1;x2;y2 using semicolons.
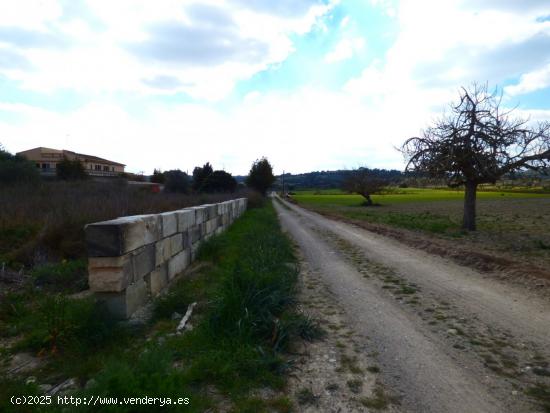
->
0;180;245;266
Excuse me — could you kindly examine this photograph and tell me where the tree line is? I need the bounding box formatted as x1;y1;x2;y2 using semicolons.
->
0;148;276;197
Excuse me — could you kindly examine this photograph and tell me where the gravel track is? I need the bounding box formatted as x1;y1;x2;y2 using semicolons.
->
274;197;550;412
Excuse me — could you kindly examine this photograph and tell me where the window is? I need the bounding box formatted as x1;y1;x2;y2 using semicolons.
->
42;163;48;169
103;165;109;171
95;165;101;171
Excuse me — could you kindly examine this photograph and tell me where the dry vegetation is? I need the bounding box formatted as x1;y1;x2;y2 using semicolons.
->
292;189;550;283
0;180;248;268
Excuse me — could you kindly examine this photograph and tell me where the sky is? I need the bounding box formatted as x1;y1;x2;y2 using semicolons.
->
1;0;550;175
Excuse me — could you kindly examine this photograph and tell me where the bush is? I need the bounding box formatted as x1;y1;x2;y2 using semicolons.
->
244;189;265;209
30;259;87;293
192;162;214;192
18;294;119;355
164;169;189;193
150;168;165;184
56;157;87;180
201;170;237;193
0;147;39;185
246;157;276;196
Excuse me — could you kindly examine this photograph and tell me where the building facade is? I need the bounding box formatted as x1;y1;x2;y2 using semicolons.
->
17;147;125;177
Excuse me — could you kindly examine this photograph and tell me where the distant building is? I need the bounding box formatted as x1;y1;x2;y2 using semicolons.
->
17;147;125;177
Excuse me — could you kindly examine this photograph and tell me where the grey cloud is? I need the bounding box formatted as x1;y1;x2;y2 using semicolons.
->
0;47;32;70
233;0;322;16
0;26;69;49
142;75;183;90
128;6;269;66
413;32;550;88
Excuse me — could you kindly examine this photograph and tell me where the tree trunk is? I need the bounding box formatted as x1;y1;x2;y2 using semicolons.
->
362;193;373;206
463;181;477;231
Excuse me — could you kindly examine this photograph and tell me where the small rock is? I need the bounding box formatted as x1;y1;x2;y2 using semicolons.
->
25;376;37;385
49;378;78;395
447;329;458;335
511;390;518;396
7;353;42;374
39;384;53;393
171;312;182;321
85;379;97;390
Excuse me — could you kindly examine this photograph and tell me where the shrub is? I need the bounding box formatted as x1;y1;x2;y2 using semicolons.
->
19;295;119;355
56;157;88;180
201;170;237;193
244;189;265;209
30;259;87;293
192;162;214;192
150;168;165;184
0;146;39;185
246;157;276;196
164;169;189;193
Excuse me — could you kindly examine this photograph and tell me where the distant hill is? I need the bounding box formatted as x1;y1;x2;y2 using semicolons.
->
234;167;549;191
274;168;404;190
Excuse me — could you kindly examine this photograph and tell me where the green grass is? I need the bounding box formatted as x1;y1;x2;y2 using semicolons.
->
292;187;550;242
30;259;88;293
76;203;304;411
0;202;306;413
293;187;550;207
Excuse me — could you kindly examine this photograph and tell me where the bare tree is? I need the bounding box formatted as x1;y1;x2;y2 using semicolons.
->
343;168;388;206
401;83;550;231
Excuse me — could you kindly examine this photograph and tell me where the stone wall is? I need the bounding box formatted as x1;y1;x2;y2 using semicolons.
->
85;198;248;318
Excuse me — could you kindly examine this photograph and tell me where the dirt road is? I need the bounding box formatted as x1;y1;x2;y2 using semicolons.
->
273;197;550;413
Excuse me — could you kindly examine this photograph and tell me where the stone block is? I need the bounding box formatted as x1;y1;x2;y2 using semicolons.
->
177;209;195;232
207;204;218;220
205;218;218;234
191;241;201;261
155;237;171;266
147;264;168;296
96;277;149;319
88;255;132;292
132;243;156;280
85;214;160;257
168;249;190;280
88;244;155;292
161;212;178;238
189;225;201;243
189;206;206;224
169;233;183;256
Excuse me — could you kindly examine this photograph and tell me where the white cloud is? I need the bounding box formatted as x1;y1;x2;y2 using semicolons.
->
505;63;550;96
345;0;550;119
324;37;365;63
0;0;335;101
0;88;410;175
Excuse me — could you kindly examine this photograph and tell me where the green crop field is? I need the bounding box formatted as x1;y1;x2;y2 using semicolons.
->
293;187;550;207
291;187;550;267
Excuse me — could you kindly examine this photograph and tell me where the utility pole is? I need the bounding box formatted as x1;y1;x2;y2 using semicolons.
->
282;170;285;196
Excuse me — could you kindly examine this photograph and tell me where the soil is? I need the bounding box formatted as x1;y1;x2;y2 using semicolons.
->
274;196;550;413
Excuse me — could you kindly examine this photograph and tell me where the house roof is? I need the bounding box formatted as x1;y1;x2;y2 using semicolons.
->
18;147;126;167
65;150;126;167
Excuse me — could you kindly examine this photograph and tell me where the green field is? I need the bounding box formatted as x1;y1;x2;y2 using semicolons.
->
291;187;550;267
293;187;550;207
